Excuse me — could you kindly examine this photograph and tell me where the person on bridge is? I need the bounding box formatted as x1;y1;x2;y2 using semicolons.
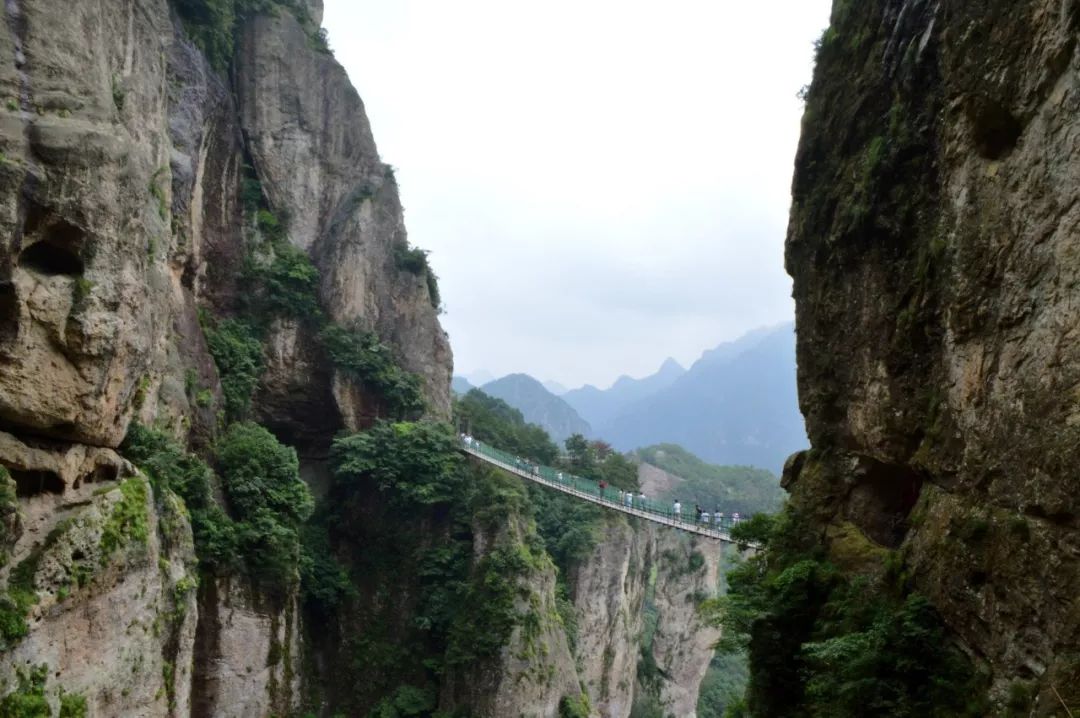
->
673;500;682;519
557;471;564;483
637;492;645;508
599;480;608;499
695;504;702;522
702;511;710;525
625;491;633;507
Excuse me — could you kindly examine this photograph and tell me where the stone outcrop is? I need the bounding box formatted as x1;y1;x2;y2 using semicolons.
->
0;449;198;717
191;579;302;718
569;516;650;718
236;10;452;425
786;0;1080;711
568;515;725;718
0;0;453;714
649;531;723;718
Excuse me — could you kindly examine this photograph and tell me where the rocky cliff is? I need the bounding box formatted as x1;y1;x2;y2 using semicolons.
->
568;514;724;718
0;0;449;714
0;1;727;716
785;0;1080;713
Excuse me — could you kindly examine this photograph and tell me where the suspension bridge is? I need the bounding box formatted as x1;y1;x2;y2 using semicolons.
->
460;439;759;546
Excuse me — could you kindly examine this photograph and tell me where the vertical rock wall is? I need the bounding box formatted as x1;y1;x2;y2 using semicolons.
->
786;0;1080;709
570;516;725;718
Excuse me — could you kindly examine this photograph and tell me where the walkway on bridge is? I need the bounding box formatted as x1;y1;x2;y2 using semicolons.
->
460;439;757;546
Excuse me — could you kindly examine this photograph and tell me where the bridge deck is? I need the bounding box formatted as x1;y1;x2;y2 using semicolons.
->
461;443;758;546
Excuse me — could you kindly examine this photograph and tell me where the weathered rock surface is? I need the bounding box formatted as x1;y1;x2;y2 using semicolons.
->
569;516;724;718
786;0;1080;711
0;0;176;448
191;579;302;718
570;515;650;718
442;514;582;718
236;11;452;423
649;532;723;718
0;460;198;717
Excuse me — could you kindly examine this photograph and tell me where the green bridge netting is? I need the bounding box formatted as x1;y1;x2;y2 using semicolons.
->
460;437;754;542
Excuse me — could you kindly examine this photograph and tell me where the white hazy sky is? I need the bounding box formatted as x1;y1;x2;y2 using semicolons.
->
323;0;832;390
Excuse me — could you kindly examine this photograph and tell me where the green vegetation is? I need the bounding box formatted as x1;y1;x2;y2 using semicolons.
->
370;685;436;718
171;0;328;71
315;419;548;714
697;652;749;718
635;444;784;515
243;222;322;321
0;664;49;717
122;423;312;589
332;422;464;509
98;478;150;561
111;75;125;112
706;508;987;717
0;664;85;717
58;692;88;718
393;243;441;310
216;422;313;585
320;325;426;420
122;424;238;572
0;520;73;649
558;694;591;718
71;278;93;305
202;316;264;422
454;390;559;464
0;467;17;567
149;167;169;221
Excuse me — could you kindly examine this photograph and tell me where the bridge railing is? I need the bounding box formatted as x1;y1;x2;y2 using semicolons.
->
460;437;751;537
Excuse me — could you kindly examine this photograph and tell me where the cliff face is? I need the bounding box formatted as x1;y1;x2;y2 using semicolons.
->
568;515;724;718
0;0;450;714
787;0;1080;709
0;1;724;716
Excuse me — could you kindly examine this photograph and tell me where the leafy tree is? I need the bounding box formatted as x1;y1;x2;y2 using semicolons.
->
564;434;596;478
122;424;239;572
321;325;427;420
331;422;465;509
215;422;313;586
245;241;322;320
454;389;559;464
202;317;263;422
597;452;639;492
706;505;987;717
216;422;312;525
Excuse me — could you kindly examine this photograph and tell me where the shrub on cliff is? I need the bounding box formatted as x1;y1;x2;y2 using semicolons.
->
216;422;313;584
123;423;313;587
331;421;464;509
202;317;264;422
321;325;427;420
706;507;987;717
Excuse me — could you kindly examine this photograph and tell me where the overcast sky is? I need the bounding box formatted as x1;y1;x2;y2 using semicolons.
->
323;0;832;390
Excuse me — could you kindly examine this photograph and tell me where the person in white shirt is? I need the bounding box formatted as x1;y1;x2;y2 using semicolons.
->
673;500;682;519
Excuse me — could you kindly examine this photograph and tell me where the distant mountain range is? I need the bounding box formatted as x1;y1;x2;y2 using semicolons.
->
542;380;568;395
452;322;806;473
598;322;806;473
451;376;475;395
477;374;591;442
563;357;686;429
